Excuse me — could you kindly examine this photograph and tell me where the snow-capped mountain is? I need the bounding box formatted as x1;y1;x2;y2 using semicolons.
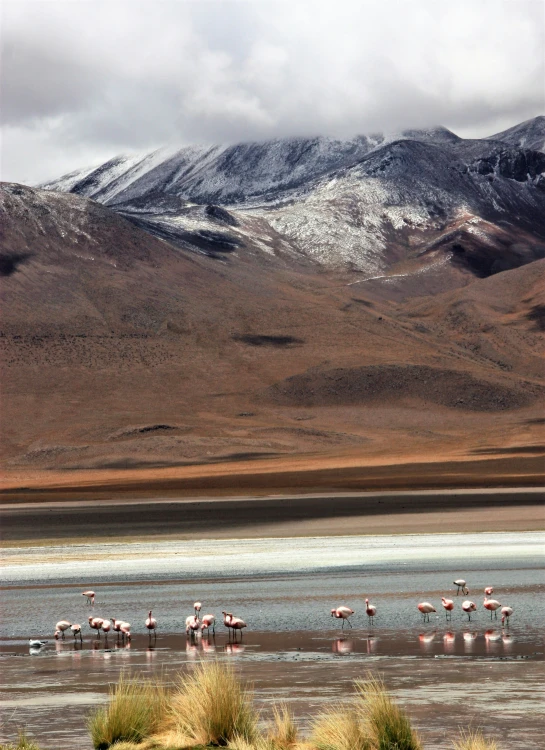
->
487;115;545;153
39;117;545;285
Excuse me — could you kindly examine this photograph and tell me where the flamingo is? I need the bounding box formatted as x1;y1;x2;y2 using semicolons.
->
119;622;131;641
70;624;82;642
417;602;436;622
110;618;123;639
453;579;468;595
331;606;354;629
88;616;103;637
462;600;477;620
55;620;71;639
145;610;157;636
483;597;502;619
186;615;200;636
501;606;513;626
484;586;494;596
222;611;234;636
194;602;202;616
441;597;454;619
101;620;111;639
230;616;247;640
365;599;377;624
201;614;215;635
82;590;95;605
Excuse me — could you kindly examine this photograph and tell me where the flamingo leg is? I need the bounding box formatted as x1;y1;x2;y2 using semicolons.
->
347;618;353;628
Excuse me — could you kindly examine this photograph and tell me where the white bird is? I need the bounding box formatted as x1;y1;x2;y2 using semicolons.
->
453;579;468;595
501;606;514;626
29;639;47;648
462;600;477;620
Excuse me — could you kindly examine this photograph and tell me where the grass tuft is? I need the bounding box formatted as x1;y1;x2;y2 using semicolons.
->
88;673;168;749
309;704;370;750
0;731;42;750
355;676;422;750
163;661;259;747
452;730;498;750
267;704;299;749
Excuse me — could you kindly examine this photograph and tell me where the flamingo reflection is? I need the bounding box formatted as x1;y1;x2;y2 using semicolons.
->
366;636;379;654
225;642;245;655
419;631;436;651
443;632;455;653
484;629;501;653
332;638;354;655
463;631;477;651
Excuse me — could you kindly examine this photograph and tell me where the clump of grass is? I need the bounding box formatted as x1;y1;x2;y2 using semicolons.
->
267;703;299;749
160;661;259;747
0;731;42;750
355;676;422;750
88;673;168;749
309;704;370;750
452;730;498;750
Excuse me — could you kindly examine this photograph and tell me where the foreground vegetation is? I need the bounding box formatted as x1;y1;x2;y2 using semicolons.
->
1;664;500;750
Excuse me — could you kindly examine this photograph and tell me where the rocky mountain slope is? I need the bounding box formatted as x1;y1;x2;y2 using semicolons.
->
40;118;545;292
1;181;543;471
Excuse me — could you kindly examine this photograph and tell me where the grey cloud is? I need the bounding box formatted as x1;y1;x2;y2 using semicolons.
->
1;0;544;184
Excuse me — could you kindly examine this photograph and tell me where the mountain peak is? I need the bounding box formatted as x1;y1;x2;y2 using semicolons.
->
487;115;545;153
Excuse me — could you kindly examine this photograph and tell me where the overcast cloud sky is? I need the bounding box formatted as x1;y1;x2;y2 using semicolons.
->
1;0;544;184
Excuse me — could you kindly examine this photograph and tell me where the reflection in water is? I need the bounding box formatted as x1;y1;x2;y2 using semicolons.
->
463;631;478;652
332;638;354;655
366;636;379;654
502;633;514;651
201;637;216;653
443;632;455;654
225;642;245;655
419;632;436;652
485;629;502;654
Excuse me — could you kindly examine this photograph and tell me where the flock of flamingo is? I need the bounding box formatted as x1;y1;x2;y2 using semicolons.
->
29;578;514;650
331;580;513;629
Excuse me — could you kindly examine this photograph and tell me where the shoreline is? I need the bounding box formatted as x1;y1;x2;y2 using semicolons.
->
1;488;543;546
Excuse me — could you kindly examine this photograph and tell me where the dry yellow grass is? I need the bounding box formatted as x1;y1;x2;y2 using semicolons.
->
159;661;258;747
309;704;370;750
88;673;168;749
452;730;498;750
0;732;41;750
355;676;422;750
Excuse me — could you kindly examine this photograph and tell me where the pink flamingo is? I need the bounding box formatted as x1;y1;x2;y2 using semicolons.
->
88;616;103;637
119;622;131;641
201;614;215;635
462;600;477;620
186;615;200;636
145;610;157;637
331;606;354;629
101;620;111;640
229;616;247;640
441;597;454;619
365;599;377;624
483;597;502;619
55;620;71;639
82;590;95;605
417;602;436;622
453;579;468;595
222;611;234;636
110;618;123;639
501;606;513;626
484;586;494;596
194;602;202;616
70;624;82;642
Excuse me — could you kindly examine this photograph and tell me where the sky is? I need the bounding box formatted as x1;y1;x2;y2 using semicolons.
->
1;0;544;185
